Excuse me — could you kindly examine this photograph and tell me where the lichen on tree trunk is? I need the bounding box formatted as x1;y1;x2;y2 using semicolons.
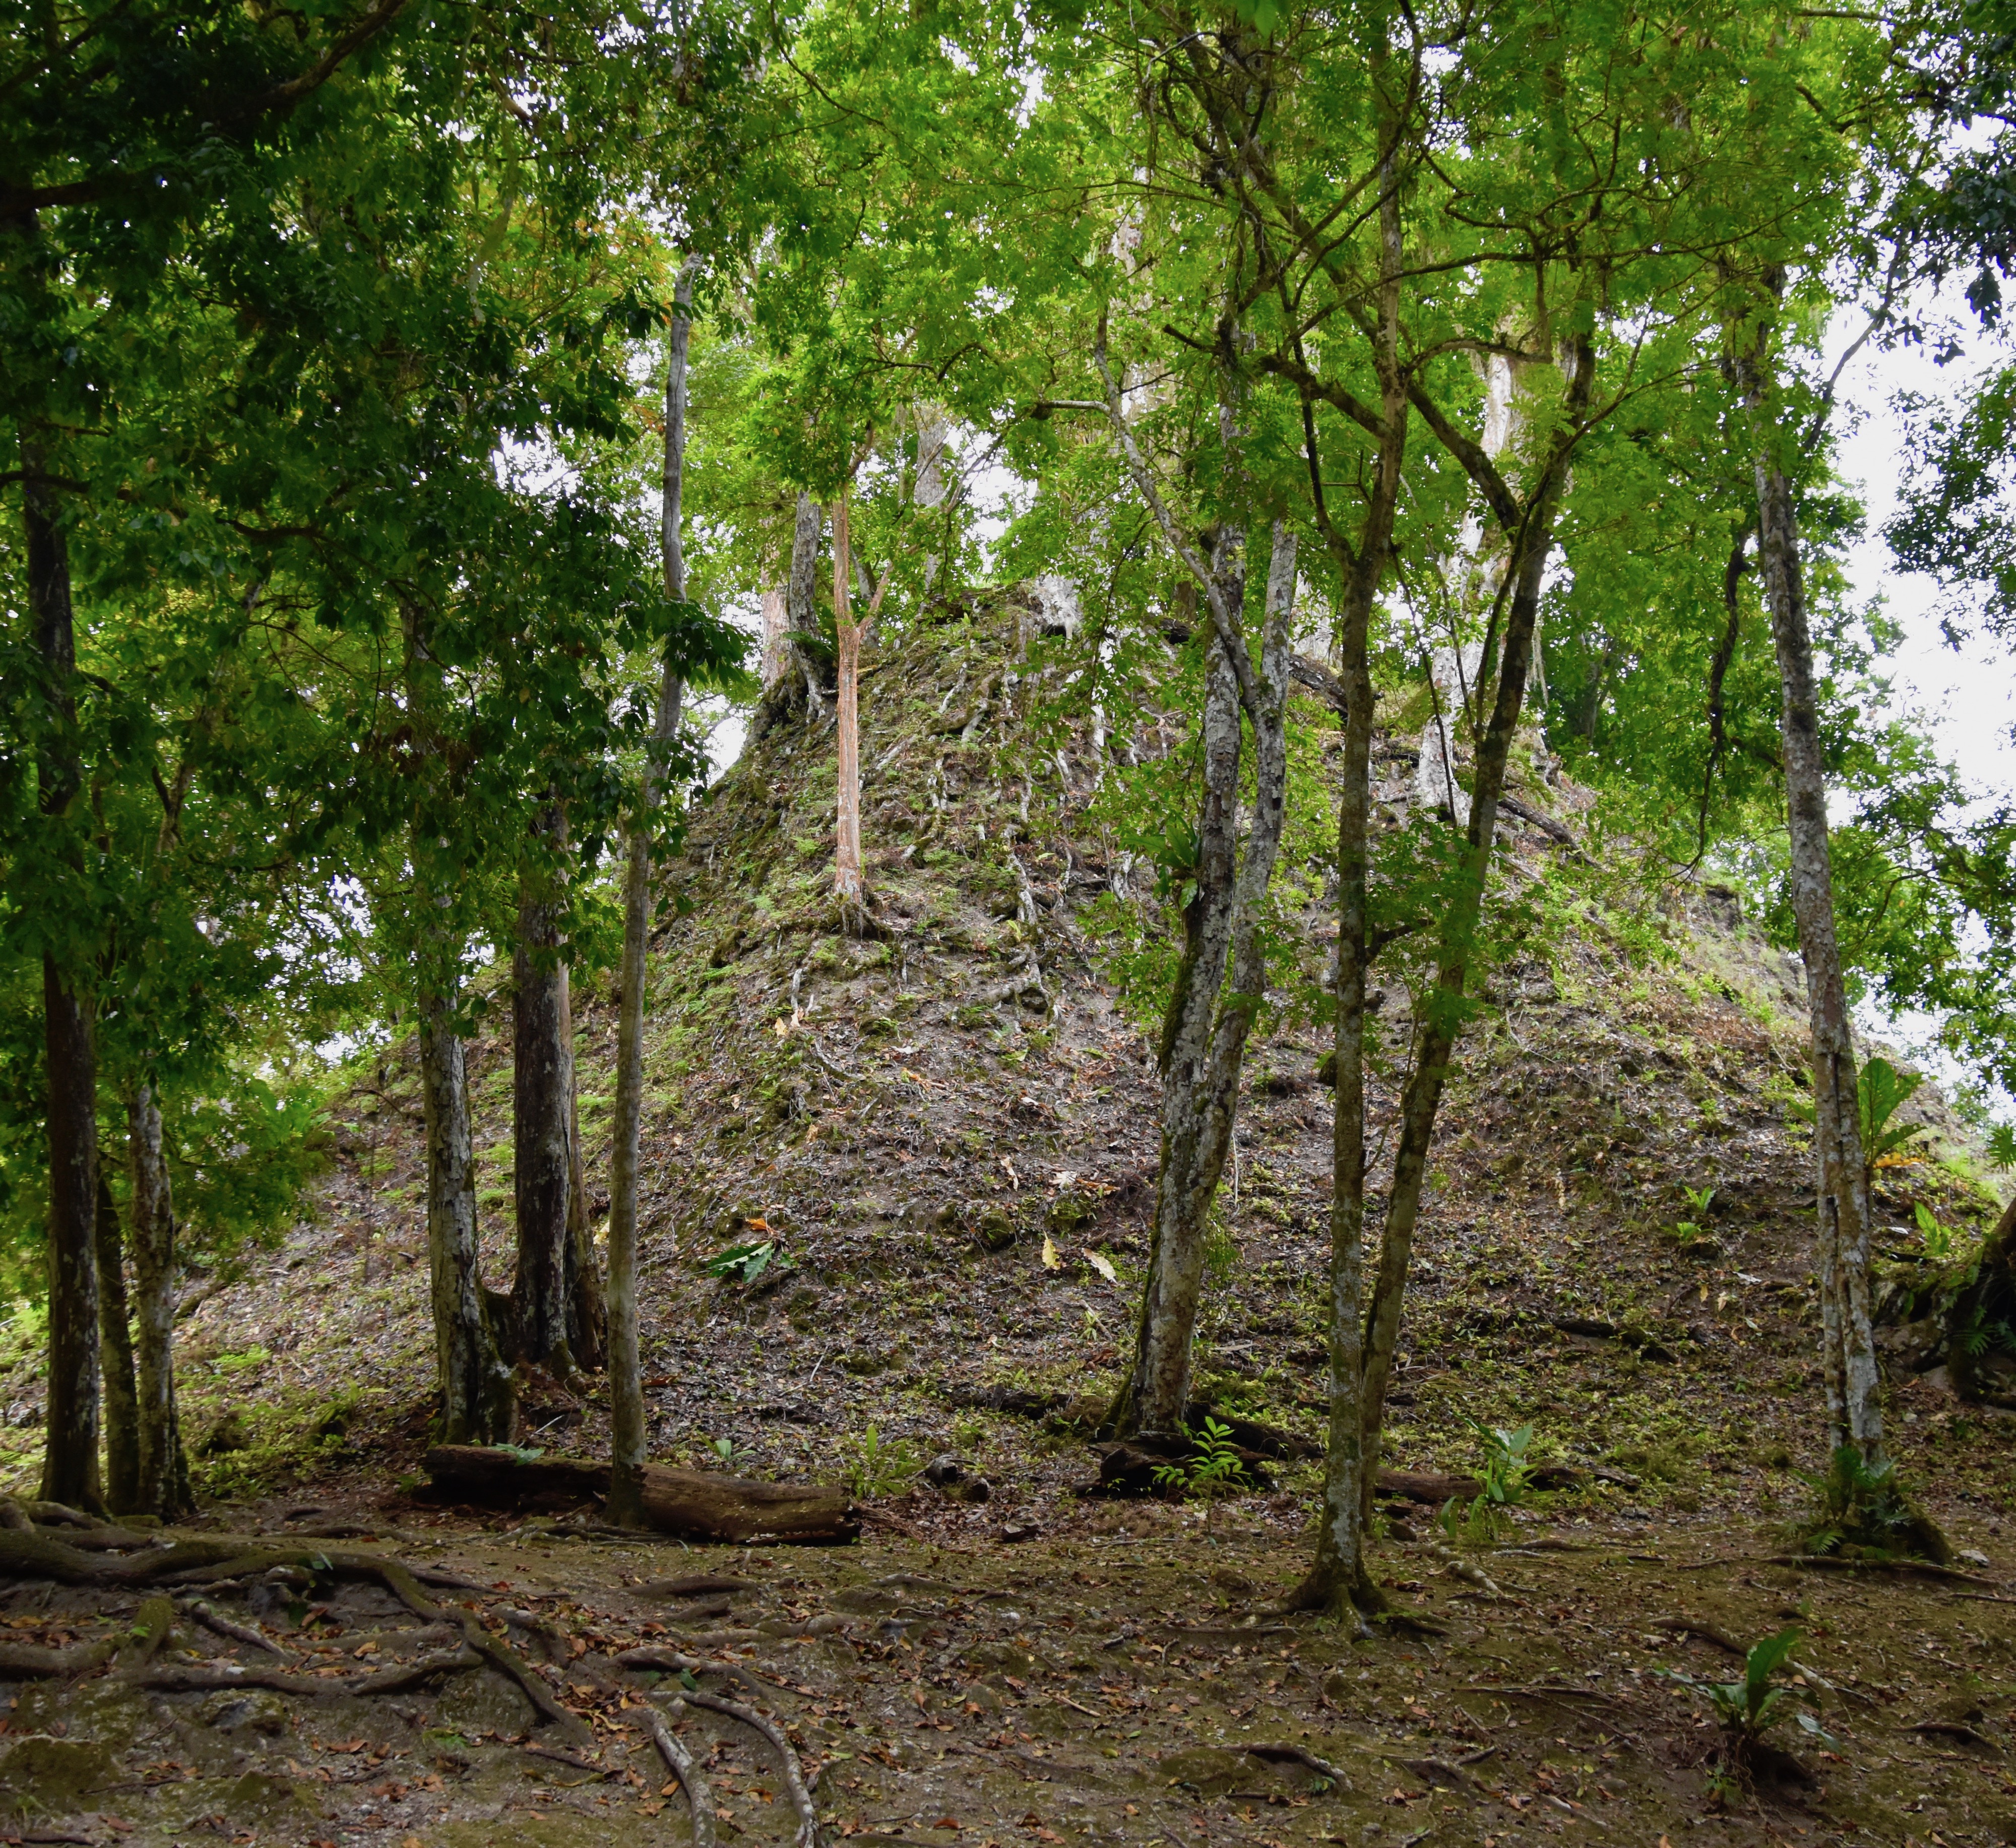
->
127;1081;192;1518
512;815;578;1378
832;487;864;903
94;1173;139;1514
419;992;513;1446
1749;406;1883;1463
1113;526;1297;1439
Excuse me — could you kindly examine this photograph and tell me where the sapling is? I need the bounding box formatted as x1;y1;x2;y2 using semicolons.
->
1152;1416;1250;1532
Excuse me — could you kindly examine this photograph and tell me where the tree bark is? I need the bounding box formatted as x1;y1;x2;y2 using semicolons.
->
609;261;696;1526
786;492;827;720
93;1173;139;1514
127;1082;192;1518
832;487;864;902
424;1446;858;1545
1747;368;1882;1461
563;991;606;1373
511;814;576;1377
419;993;513;1446
1355;331;1597;1525
25;444;102;1516
1115;523;1297;1439
1291;107;1410;1620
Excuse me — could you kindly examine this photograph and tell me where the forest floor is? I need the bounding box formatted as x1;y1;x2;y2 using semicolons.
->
4;601;2014;1843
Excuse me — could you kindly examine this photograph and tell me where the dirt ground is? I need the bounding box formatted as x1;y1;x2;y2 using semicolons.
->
3;1474;2016;1847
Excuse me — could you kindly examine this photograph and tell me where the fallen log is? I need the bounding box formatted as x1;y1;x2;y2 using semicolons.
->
422;1446;859;1545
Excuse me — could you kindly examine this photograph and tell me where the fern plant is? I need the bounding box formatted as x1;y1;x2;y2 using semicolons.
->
1797;1443;1946;1561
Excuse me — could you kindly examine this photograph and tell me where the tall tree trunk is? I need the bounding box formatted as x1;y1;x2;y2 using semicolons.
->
128;1081;192;1517
1114;524;1298;1439
1356;332;1597;1524
25;443;102;1515
563;996;606;1372
609;262;696;1526
94;1173;139;1513
1293;108;1410;1619
786;492;827;721
1747;380;1882;1462
512;813;576;1377
1111;572;1241;1437
420;992;513;1444
832;488;864;902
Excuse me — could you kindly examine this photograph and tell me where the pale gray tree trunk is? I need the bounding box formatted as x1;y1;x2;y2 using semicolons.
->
786;492;827;721
94;1173;139;1512
128;1081;192;1517
420;992;514;1444
1114;529;1298;1437
1753;442;1883;1460
563;989;606;1373
609;262;696;1525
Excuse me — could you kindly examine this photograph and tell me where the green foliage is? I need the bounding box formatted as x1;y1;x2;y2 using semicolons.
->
1467;1419;1535;1507
1151;1416;1251;1516
1914;1201;1956;1261
705;1241;776;1286
1661;1628;1833;1765
1797;1444;1945;1561
838;1425;922;1499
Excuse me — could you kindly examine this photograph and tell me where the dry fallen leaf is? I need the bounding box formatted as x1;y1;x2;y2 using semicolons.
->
1085;1249;1117;1283
1040;1234;1061;1271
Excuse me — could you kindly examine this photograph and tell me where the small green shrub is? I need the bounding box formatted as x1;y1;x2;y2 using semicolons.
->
1152;1416;1250;1530
839;1425;922;1498
1661;1628;1833;1790
1798;1443;1950;1562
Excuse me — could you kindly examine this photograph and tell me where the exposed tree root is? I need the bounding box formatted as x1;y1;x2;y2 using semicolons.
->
1760;1554;1993;1585
0;1523;591;1744
681;1687;820;1847
1243;1743;1352;1788
179;1596;288;1655
1649;1615;1747;1657
644;1696;718;1848
137;1646;481;1698
0;1637;117;1677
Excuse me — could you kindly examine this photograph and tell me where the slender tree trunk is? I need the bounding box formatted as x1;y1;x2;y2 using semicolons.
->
1356;333;1597;1524
512;815;576;1377
832;488;864;902
1111;523;1303;1439
94;1173;139;1513
128;1081;191;1517
25;445;102;1515
1751;424;1882;1462
787;492;827;721
1294;117;1410;1619
420;992;513;1444
609;263;696;1526
563;993;606;1372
